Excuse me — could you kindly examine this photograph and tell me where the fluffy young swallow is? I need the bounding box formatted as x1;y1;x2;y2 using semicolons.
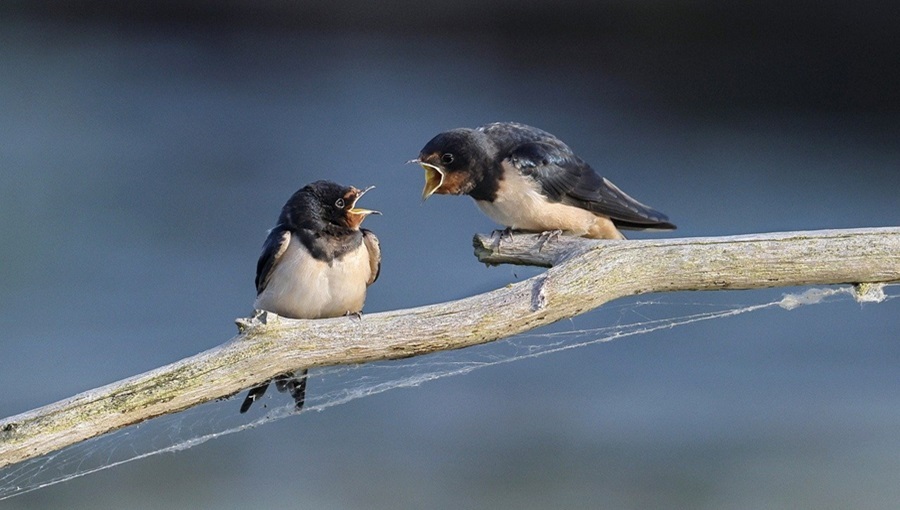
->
239;180;381;414
414;122;675;239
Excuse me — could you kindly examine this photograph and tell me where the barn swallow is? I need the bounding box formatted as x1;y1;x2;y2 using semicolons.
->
413;122;675;239
240;180;381;414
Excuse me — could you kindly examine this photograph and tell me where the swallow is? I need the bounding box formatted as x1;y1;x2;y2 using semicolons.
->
239;180;381;414
414;122;675;239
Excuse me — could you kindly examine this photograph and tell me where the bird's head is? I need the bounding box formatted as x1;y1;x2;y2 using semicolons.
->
411;128;489;200
310;181;381;230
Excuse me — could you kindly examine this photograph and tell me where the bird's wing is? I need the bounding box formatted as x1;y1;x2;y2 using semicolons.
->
508;141;675;229
362;228;381;286
255;226;292;294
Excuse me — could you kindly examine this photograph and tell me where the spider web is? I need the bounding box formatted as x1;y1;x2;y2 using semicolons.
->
0;284;895;501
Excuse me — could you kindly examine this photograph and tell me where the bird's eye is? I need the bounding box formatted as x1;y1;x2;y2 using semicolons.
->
335;198;345;208
440;153;454;165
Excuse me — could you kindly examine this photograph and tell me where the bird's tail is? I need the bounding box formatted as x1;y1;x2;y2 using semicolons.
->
239;369;309;413
275;369;309;410
239;382;270;413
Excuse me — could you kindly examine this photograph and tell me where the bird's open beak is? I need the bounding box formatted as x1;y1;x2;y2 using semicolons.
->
409;159;445;201
349;186;381;217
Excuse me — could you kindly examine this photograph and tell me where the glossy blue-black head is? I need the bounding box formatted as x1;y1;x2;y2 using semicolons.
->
413;128;493;200
283;180;380;231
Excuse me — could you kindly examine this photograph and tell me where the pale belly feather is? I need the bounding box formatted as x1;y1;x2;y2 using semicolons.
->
254;236;371;319
474;169;617;237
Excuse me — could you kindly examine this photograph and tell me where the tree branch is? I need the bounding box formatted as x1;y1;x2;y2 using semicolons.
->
2;227;899;468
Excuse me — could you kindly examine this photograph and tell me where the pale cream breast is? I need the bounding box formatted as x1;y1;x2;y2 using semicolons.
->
474;166;623;239
254;235;372;319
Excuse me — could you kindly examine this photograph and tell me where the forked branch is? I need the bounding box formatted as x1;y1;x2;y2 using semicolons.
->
1;227;898;468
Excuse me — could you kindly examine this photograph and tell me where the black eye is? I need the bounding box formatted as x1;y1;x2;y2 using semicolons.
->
335;198;345;208
440;153;454;165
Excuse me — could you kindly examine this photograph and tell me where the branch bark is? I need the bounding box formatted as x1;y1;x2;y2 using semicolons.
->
2;227;899;468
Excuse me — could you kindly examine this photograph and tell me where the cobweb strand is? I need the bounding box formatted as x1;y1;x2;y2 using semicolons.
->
0;284;895;501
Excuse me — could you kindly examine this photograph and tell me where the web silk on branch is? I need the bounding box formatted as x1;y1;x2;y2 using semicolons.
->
0;284;895;501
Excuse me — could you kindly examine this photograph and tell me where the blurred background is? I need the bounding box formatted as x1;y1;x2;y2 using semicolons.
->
1;1;898;508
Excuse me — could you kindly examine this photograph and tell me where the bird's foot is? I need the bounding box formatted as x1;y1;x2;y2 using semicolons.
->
345;310;363;321
537;229;563;252
490;227;515;250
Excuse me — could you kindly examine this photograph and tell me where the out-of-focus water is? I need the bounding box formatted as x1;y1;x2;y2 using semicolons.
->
1;9;898;509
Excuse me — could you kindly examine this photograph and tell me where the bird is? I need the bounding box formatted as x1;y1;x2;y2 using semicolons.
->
239;180;381;414
413;122;675;240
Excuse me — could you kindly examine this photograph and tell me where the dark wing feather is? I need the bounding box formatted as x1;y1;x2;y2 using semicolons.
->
255;226;291;295
361;228;381;286
508;141;675;230
239;382;269;413
275;369;308;410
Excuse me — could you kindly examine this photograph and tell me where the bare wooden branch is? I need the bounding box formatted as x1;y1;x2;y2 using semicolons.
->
2;227;899;468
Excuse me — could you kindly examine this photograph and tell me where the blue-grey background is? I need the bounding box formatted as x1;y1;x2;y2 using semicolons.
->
1;2;899;508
